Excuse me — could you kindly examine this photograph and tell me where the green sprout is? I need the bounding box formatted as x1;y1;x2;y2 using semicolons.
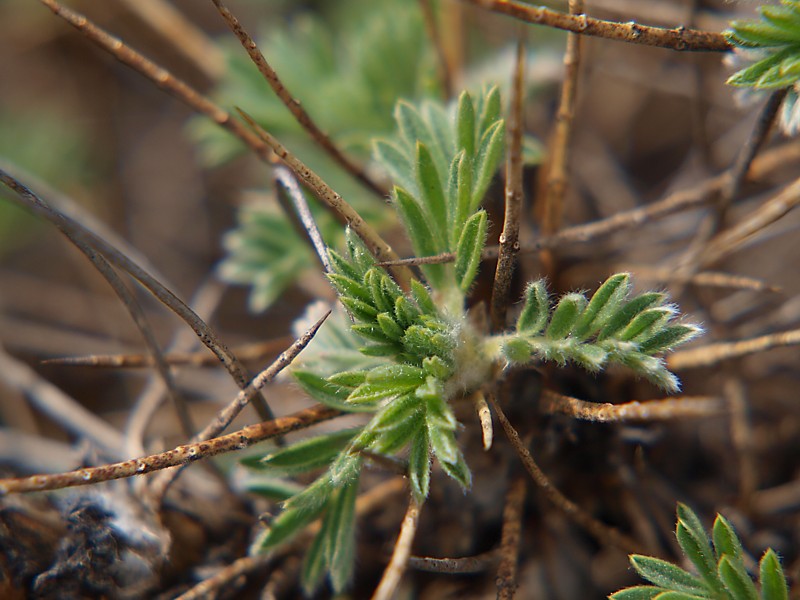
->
611;504;789;600
237;87;703;593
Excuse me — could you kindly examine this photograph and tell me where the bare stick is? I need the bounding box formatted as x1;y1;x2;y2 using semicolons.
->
0;404;340;495
667;327;800;370
0;170;194;436
725;379;757;509
36;0;410;288
0;347;125;460
119;0;225;80
461;0;730;52
699;176;800;267
148;310;331;498
496;475;526;600
408;549;499;573
539;390;724;422
540;0;583;242
274;165;332;273
0;167;275;423
208;0;386;197
490;38;525;331
371;495;422;600
379;142;800;267
43;336;296;368
487;393;640;553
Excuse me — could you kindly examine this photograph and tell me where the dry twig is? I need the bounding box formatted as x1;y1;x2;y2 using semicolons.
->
496;475;527;600
462;0;730;52
668;327;800;370
371;495;422;600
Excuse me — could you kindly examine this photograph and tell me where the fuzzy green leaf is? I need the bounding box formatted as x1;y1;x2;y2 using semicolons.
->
364;269;394;314
416;141;448;246
340;296;379;323
502;337;534;364
351;323;393;344
630;555;708;596
348;380;420;405
478;85;502;135
256;502;325;551
453;151;474;235
408;428;431;501
438;449;471;489
394;295;421;329
422;355;452;379
326;479;360;592
327;370;368;388
638;324;702;355
598;292;664;341
718;555;758;600
759;549;789;600
294;370;376;412
546;293;588;339
573;273;631;339
242;477;305;501
328;248;364;282
471;119;505;211
373;139;415;192
410;279;437;315
328;273;372;305
376;312;404;341
620;308;674;342
394;186;445;286
428;422;459;465
455;210;488;292
712;515;744;563
517;280;550;334
456;90;476;157
242;428;361;474
676;505;722;592
609;586;668;600
300;515;329;595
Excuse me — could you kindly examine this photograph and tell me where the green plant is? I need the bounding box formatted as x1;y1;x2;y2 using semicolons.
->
726;0;800;133
611;503;789;600
243;87;702;593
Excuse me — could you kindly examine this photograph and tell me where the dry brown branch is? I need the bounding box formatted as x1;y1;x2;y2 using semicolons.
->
667;327;800;370
0;404;340;495
490;39;525;331
408;550;499;573
371;495;422;600
496;475;527;600
699;176;800;267
119;0;224;80
36;0;410;288
539;0;583;245
43;336;296;368
148;310;331;498
0;169;194;436
487;393;640;553
209;0;386;197
628;268;781;293
539;390;724;422
0;166;275;423
462;0;730;52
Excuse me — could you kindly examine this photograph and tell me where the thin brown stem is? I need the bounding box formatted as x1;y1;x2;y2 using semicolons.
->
539;390;724;422
37;0;410;288
496;475;526;600
371;495;422;600
487;393;640;553
540;0;583;241
0;404;340;495
209;0;386;197
462;0;730;52
0;170;194;436
408;549;499;573
667;327;800;370
0;167;275;424
490;38;525;331
149;310;331;499
725;379;757;510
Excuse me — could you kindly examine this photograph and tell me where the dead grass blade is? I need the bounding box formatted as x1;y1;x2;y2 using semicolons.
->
667;327;800;370
371;495;422;600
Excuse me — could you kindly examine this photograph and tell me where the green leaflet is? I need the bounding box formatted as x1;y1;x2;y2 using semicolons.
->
759;549;789;600
517;280;550;335
242;428;362;474
325;478;360;592
712;515;745;563
454;210;488;292
718;555;758;600
471;119;505;212
416;142;448;247
294;370;377;413
629;555;708;596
